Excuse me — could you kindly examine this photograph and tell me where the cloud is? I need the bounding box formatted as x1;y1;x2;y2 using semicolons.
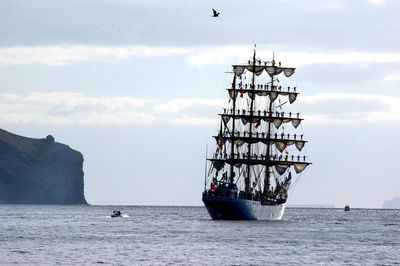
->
383;71;400;81
301;93;400;124
187;48;400;67
0;46;192;66
1;92;399;126
0;92;218;126
154;98;224;114
368;0;385;5
2;45;400;68
0;93;158;125
185;46;251;67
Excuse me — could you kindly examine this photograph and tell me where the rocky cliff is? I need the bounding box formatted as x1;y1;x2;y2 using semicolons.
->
0;128;87;204
382;197;400;209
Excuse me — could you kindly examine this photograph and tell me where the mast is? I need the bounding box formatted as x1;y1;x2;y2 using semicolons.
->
207;49;311;201
204;144;208;190
263;52;275;197
229;75;237;184
245;48;257;193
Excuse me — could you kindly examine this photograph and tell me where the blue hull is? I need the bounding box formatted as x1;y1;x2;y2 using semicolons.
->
202;194;285;220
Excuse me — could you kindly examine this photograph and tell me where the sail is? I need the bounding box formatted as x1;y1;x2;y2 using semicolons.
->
209;158;310;173
294;163;308;174
220;114;302;129
233;65;296;77
275;164;289;175
227;89;298;104
209;156;310;165
215;136;306;152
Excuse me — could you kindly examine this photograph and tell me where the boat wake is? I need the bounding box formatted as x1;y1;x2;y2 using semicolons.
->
105;214;129;218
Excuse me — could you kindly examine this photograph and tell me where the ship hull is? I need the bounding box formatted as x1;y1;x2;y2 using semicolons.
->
202;195;285;220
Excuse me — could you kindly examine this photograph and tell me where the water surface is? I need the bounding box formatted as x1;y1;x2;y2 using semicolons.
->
1;205;399;265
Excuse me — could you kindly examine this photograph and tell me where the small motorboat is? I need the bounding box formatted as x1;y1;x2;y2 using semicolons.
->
344;205;350;211
111;210;122;218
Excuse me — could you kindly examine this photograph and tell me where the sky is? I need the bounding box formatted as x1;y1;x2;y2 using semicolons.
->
0;0;399;208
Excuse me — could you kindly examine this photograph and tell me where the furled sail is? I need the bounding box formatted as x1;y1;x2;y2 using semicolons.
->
294;163;308;174
227;89;298;104
275;141;286;152
246;65;265;76
233;66;246;76
220;114;302;129
219;136;306;152
275;164;289;175
210;158;311;168
233;65;296;77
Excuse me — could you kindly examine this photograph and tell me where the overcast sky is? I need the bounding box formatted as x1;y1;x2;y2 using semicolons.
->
1;0;399;207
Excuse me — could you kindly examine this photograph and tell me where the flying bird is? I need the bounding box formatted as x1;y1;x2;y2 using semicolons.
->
212;8;220;17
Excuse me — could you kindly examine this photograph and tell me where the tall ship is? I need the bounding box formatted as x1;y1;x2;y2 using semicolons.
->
202;49;311;220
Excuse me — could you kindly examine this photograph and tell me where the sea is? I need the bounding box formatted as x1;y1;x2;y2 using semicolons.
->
0;205;399;265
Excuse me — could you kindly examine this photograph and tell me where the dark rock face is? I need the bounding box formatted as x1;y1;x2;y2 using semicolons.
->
0;129;87;204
